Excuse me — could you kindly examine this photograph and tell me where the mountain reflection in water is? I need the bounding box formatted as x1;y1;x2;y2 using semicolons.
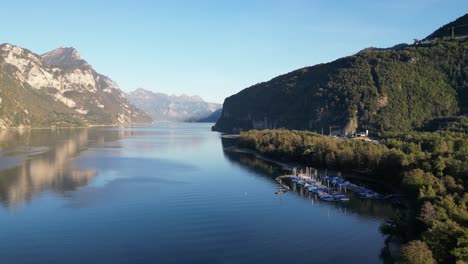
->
0;128;127;207
0;124;391;264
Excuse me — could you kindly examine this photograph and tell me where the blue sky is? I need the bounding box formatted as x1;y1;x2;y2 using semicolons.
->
1;0;466;103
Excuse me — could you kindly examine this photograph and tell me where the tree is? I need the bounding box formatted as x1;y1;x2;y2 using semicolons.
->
399;240;436;264
379;210;409;240
402;169;427;196
238;128;468;264
434;156;446;177
423;220;464;263
452;230;468;262
418;201;437;227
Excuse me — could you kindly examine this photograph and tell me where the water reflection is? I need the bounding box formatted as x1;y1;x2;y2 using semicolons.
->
223;149;395;220
0;128;127;207
0;124;391;264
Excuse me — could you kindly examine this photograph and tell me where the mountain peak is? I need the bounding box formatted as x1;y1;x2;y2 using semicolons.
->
171;94;205;103
41;47;90;69
133;87;151;94
0;43;14;49
129;88;206;103
127;89;222;122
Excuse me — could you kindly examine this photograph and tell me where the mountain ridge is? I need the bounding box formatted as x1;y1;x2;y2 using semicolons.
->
424;13;468;40
214;14;468;134
0;43;151;128
127;88;221;122
41;47;90;69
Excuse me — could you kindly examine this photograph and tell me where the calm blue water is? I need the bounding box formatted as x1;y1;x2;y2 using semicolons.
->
0;123;393;264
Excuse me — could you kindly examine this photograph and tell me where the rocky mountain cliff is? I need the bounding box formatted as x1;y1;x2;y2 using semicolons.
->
0;44;151;128
127;88;221;122
214;15;468;134
42;47;91;69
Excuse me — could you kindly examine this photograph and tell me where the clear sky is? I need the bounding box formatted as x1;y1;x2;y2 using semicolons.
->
1;0;466;103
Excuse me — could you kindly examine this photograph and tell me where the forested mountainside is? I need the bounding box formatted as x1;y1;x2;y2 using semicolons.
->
214;15;467;135
0;44;151;128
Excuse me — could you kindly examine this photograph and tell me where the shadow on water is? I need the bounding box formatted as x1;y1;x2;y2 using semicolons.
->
220;136;397;263
222;136;395;216
223;150;395;219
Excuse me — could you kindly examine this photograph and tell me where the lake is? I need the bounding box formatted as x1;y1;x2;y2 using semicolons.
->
0;123;394;264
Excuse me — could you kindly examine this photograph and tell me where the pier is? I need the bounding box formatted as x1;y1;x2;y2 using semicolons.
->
273;167;391;201
275;175;292;194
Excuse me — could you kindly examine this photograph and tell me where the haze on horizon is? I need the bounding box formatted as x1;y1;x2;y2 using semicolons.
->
1;0;465;103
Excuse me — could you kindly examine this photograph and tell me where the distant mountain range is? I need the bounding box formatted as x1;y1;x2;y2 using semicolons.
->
2;14;465;130
0;43;221;128
127;88;222;122
196;108;223;123
214;14;468;134
0;44;151;128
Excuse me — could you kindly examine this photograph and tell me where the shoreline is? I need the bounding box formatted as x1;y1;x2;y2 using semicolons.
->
223;146;297;171
0;122;157;131
223;146;404;194
0;121;217;131
224;145;404;260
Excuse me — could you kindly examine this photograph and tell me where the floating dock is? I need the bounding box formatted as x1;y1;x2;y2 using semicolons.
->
274;167;390;201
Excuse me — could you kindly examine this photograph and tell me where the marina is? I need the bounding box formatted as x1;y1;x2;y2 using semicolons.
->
0;124;397;264
275;167;390;202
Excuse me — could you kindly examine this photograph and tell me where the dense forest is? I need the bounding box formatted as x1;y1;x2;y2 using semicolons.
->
238;127;468;263
215;37;467;135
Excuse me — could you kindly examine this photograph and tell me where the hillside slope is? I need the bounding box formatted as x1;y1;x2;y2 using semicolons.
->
0;44;151;128
194;108;223;123
215;17;467;134
425;13;468;40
